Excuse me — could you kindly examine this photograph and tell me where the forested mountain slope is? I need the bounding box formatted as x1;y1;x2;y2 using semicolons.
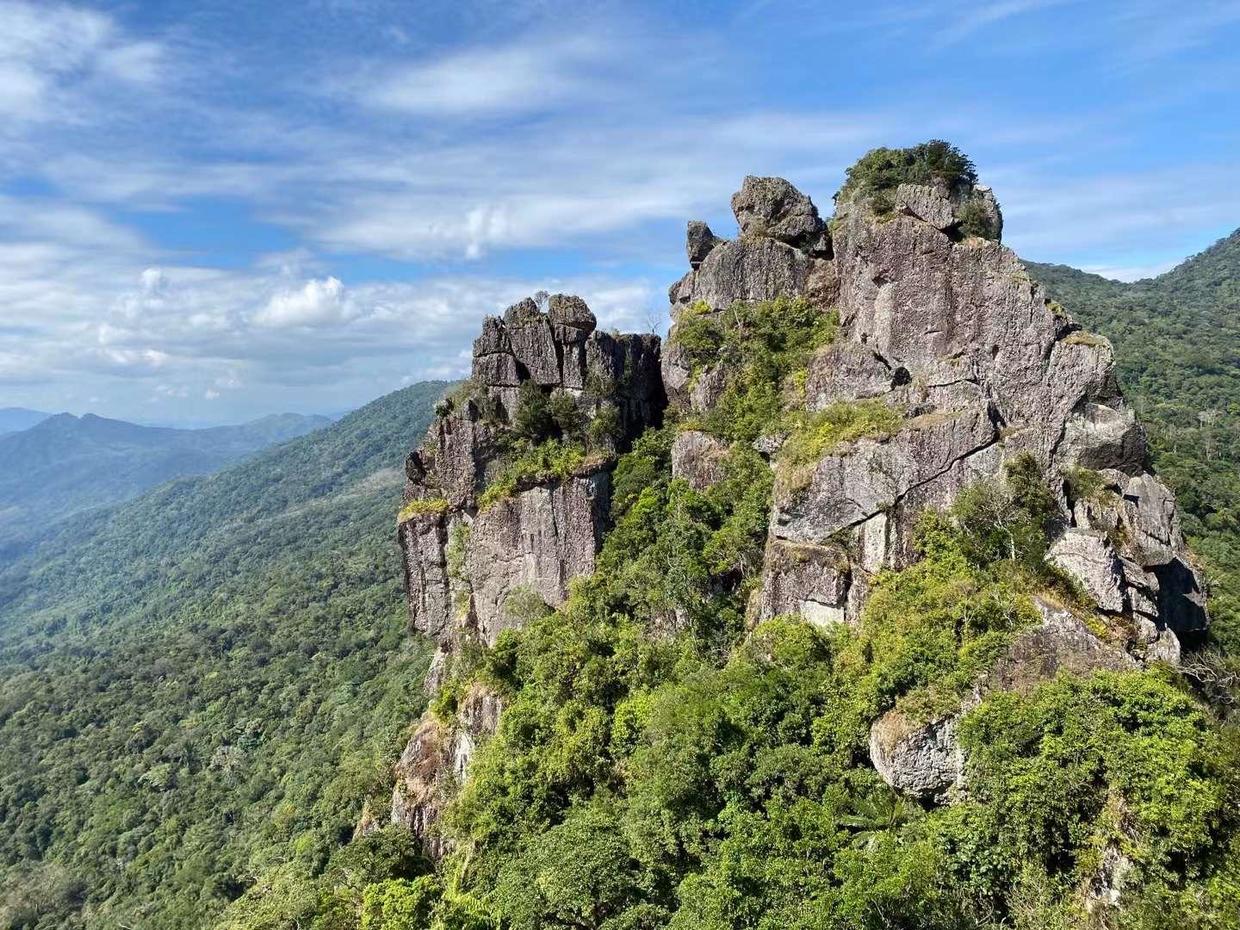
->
0;411;330;558
1029;229;1240;649
0;382;445;930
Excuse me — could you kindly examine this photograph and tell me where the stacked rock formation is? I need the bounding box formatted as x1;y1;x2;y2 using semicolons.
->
665;175;1204;651
387;163;1208;847
389;294;663;841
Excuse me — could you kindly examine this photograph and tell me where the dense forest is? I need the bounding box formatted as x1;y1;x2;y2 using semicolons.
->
0;382;444;929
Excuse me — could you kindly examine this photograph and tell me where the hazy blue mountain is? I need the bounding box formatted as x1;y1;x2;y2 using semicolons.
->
0;406;50;436
0;411;331;557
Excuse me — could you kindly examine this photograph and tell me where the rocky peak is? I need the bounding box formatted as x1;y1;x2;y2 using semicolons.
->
390;292;664;845
731;175;829;253
665;155;1203;648
388;142;1210;854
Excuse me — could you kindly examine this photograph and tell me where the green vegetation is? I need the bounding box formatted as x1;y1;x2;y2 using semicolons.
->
398;497;450;522
674;296;839;443
478;440;596;510
0;411;329;557
837;140;978;213
0;382;446;930
956;195;999;240
475;372;623;510
777;400;903;489
306;430;1240;929
1031;237;1240;656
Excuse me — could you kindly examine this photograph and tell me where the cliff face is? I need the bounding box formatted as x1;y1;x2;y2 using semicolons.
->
389;295;664;840
666;174;1204;655
387;161;1207;851
399;295;663;676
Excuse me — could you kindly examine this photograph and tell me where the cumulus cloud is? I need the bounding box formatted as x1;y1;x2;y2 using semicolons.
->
253;276;350;328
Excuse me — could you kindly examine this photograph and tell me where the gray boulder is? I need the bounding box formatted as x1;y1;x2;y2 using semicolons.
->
1047;529;1126;613
686;220;724;268
670;237;813;312
753;538;851;628
731;175;827;252
869;711;963;803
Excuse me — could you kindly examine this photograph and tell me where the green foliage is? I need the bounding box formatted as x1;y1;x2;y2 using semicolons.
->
956;196;1000;239
0;383;446;930
838;140;978;214
672;296;838;444
948;453;1059;573
478;439;594;510
398;496;450;522
512;381;554;443
549;391;584;439
776;400;903;489
952;669;1240;920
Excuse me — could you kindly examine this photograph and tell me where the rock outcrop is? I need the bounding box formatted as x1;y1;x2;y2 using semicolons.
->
389;295;664;849
666;169;1205;653
663;166;1205;800
386;151;1210;849
400;295;663;661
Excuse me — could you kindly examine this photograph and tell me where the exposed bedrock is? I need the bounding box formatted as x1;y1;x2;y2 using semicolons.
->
666;170;1204;650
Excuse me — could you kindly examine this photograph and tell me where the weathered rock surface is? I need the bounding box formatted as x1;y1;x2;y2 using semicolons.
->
869;711;963;803
668;171;1205;640
392;295;665;852
1047;530;1126;614
467;473;608;644
401;295;665;667
754;539;850;629
731;175;828;252
390;157;1211;849
671;429;731;491
390;684;502;858
686;220;724;268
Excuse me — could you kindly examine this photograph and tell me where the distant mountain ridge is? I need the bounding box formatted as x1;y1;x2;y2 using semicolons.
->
0;406;50;436
0;410;331;557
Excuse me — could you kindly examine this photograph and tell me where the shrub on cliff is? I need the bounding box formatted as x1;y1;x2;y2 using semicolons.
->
838;140;978;213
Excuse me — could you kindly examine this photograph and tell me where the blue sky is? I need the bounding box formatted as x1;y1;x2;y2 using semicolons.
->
1;0;1238;424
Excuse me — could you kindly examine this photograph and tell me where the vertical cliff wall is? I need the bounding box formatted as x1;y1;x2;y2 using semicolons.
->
388;295;664;843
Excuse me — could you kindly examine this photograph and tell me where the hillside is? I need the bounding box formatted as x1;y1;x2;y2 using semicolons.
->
1029;231;1240;650
0;382;446;930
0;411;331;559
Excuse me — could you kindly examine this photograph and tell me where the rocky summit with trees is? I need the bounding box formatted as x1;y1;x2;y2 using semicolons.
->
3;143;1240;930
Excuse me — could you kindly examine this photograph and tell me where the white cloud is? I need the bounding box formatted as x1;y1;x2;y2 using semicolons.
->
360;34;606;117
253;276;350;328
0;1;163;122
